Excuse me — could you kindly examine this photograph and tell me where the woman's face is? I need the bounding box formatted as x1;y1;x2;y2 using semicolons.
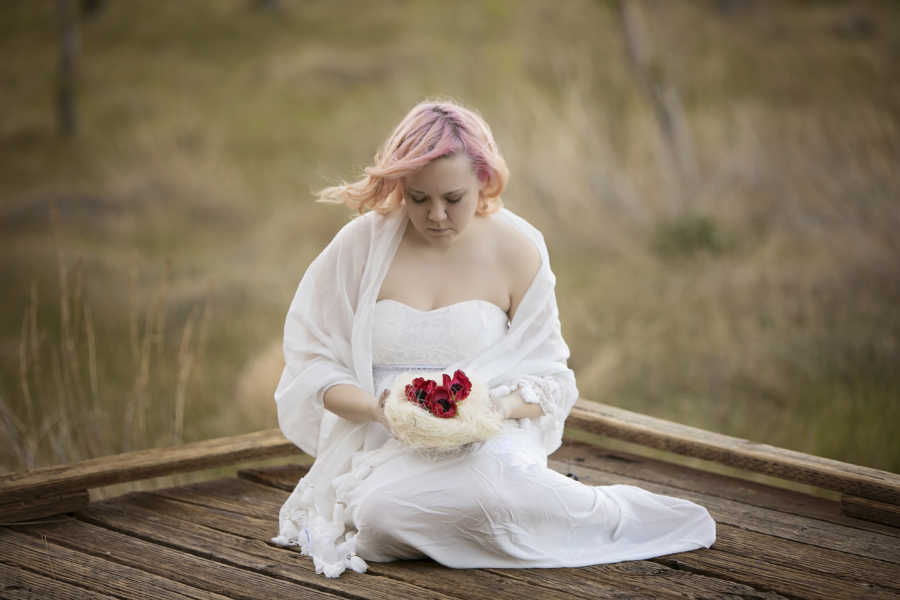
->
403;153;482;248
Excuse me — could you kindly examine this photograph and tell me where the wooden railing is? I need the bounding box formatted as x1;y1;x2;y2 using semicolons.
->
3;399;899;526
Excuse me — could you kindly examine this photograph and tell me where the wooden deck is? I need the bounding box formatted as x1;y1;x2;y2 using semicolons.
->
2;401;899;599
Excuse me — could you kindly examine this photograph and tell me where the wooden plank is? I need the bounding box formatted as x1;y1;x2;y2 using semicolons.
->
212;451;900;562
248;452;900;542
0;528;231;600
843;495;900;528
3;398;894;510
548;458;900;564
552;441;900;538
105;491;767;600
151;478;286;520
715;522;900;592
240;461;900;592
656;548;899;600
0;429;297;502
238;463;308;491
0;561;119;600
118;494;667;600
13;517;349;600
158;464;900;567
568;399;900;505
80;497;633;600
114;492;277;540
0;489;89;524
484;563;785;600
371;560;651;600
77;499;465;600
141;475;854;599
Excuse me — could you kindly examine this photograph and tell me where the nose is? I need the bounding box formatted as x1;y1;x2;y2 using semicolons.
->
427;200;447;222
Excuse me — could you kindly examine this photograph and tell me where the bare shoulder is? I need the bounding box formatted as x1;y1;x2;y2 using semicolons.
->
484;215;541;315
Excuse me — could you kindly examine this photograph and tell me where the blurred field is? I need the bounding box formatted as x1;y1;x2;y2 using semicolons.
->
1;0;898;476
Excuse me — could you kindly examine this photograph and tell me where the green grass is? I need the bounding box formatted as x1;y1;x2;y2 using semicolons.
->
1;0;899;476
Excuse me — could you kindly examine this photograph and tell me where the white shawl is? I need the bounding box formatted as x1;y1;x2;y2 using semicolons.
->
272;206;579;577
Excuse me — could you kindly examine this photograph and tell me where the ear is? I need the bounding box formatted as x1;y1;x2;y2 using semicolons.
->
476;189;489;215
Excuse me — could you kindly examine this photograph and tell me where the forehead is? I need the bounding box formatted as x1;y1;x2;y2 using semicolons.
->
406;153;478;191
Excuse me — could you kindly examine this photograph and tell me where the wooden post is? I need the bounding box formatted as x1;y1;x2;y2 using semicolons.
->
618;0;698;214
57;0;78;137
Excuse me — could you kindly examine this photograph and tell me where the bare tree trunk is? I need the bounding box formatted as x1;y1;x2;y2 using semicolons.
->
251;0;281;11
57;0;79;137
619;0;698;214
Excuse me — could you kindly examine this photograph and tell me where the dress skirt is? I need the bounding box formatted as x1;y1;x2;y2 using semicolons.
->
334;420;716;568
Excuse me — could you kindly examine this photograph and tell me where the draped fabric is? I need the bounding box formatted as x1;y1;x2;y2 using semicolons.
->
272;206;579;577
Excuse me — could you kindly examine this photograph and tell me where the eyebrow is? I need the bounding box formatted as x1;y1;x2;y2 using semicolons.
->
407;187;466;196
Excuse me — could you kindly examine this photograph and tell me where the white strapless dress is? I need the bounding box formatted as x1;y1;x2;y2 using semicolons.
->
333;299;715;568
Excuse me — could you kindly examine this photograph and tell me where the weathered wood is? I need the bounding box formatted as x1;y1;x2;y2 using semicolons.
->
238;463;308;491
619;0;698;206
548;458;900;564
375;560;671;600
4;398;896;512
115;491;277;540
102;491;759;600
77;499;465;600
13;518;350;600
567;399;900;505
157;465;900;567
843;494;900;528
120;494;669;600
656;547;898;600
0;561;119;600
714;522;900;592
0;429;297;502
157;453;900;565
241;461;900;592
78;498;626;600
492;562;784;600
239;462;900;597
0;489;88;524
552;441;900;538
0;528;231;600
151;477;286;519
56;0;78;137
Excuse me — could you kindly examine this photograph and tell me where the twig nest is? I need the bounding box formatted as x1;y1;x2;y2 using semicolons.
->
384;370;503;456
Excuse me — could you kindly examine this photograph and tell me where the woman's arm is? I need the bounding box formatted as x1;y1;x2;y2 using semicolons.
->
492;217;548;421
324;384;391;428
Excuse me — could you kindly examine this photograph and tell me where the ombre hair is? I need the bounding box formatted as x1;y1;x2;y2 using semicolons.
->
317;99;509;216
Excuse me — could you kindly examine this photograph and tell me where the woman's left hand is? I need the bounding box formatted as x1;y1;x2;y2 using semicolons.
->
492;391;543;420
491;395;511;420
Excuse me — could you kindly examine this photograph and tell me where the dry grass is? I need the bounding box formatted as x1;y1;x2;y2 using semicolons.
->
1;0;898;476
0;203;211;473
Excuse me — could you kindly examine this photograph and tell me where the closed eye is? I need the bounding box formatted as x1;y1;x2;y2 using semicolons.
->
408;191;463;203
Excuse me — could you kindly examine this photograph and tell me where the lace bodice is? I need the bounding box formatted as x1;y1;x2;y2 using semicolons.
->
372;299;509;393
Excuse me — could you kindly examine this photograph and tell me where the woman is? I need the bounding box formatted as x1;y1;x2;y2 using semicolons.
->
272;99;716;578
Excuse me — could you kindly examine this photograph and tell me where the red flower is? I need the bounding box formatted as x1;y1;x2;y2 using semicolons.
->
429;386;457;418
403;370;471;418
449;370;472;401
422;379;436;401
406;377;436;408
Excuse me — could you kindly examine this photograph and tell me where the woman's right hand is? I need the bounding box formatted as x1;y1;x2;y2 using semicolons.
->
372;388;392;431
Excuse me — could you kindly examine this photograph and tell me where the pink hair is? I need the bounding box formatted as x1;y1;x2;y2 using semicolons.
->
317;99;509;215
